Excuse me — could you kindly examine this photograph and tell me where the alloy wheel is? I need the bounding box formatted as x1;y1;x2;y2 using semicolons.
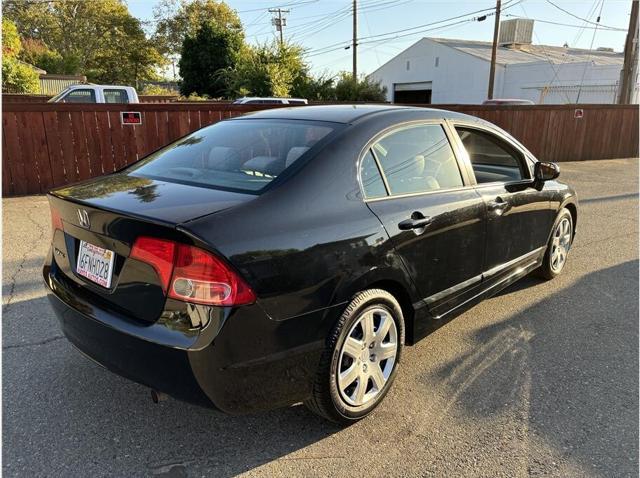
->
550;216;572;273
336;307;398;407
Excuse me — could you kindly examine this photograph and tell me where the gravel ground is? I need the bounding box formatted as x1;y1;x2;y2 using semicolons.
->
3;158;638;478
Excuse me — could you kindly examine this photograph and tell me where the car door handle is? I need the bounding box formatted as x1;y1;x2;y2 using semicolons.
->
487;197;511;213
398;216;433;230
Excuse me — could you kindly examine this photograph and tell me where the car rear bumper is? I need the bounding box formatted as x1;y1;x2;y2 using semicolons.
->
44;255;338;414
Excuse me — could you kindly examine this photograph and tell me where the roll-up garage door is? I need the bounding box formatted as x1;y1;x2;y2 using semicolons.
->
394;81;432;104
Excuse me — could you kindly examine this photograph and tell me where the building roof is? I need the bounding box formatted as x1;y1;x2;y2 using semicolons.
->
430;38;623;66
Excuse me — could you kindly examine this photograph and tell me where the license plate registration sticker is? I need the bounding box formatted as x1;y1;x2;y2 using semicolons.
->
76;240;115;288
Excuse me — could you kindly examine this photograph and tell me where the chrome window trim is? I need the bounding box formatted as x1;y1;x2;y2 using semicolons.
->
448;120;535;182
357;119;471;203
365;184;478;203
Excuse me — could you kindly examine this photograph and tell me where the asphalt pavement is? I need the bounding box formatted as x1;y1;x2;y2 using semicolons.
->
3;158;638;477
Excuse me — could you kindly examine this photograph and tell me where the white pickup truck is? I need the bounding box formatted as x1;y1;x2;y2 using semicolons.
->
48;84;139;104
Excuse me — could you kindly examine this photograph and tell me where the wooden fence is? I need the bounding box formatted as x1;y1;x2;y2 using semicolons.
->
2;102;638;196
438;104;638;165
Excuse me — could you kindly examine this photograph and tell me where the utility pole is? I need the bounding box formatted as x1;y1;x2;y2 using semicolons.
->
618;0;639;104
487;0;501;99
352;0;358;80
269;8;289;45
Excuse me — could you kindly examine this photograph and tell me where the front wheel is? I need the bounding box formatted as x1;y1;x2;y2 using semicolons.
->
305;289;405;424
537;208;573;280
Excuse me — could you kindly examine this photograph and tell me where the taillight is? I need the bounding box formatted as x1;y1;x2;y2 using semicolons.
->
130;237;176;294
50;206;63;232
130;237;256;307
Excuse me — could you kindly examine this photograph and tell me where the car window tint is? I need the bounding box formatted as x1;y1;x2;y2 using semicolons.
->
104;89;129;103
373;124;463;195
128;120;335;193
62;89;96;103
360;150;387;199
455;127;525;183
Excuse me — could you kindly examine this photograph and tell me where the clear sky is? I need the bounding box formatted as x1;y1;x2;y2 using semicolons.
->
127;0;633;77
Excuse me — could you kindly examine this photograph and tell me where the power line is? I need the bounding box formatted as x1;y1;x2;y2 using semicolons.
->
304;16;480;59
576;0;606;102
518;2;573;103
237;0;318;14
303;0;523;57
504;14;625;32
545;0;624;30
572;0;600;46
288;1;414;40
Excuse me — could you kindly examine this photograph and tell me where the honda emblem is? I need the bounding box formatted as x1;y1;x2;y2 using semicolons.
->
77;209;90;229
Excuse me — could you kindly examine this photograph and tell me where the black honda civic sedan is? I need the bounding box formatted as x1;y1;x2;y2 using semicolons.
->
43;105;577;423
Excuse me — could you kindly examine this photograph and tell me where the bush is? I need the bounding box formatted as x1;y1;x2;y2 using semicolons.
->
334;73;387;102
140;84;176;96
178;92;214;101
291;73;336;101
225;42;308;99
2;57;40;93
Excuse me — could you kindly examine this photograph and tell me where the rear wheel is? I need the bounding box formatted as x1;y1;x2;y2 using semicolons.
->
537;208;573;280
305;289;405;424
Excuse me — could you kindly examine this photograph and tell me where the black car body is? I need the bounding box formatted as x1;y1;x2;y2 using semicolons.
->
43;105;577;418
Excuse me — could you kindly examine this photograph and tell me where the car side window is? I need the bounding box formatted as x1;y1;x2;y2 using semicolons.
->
455;127;527;184
360;150;387;199
370;124;463;196
104;89;129;104
62;89;96;103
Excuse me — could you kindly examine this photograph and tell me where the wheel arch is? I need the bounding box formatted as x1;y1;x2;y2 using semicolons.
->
563;201;578;238
333;267;421;346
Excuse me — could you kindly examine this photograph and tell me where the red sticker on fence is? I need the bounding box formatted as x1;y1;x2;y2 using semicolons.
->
574;109;584;119
121;111;142;125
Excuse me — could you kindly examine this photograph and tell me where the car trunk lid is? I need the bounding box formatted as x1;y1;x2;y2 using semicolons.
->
48;173;254;323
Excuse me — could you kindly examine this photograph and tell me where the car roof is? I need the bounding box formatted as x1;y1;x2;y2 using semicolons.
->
238;97;305;101
236;104;472;124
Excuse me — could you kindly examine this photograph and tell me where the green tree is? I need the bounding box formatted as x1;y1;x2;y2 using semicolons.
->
2;0;164;85
226;41;308;98
178;21;242;97
2;18;39;93
152;0;242;57
19;38;65;74
334;72;387;102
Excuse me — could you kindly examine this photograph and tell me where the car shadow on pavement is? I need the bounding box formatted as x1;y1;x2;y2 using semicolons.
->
428;260;639;476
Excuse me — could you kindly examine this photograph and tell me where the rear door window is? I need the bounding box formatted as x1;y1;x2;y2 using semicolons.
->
360;150;387;199
128;119;336;193
103;89;129;103
370;124;463;196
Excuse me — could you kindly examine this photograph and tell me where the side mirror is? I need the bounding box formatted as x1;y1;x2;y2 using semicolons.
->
534;161;560;182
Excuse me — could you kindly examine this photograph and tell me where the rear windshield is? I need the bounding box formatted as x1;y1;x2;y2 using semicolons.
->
128;119;336;193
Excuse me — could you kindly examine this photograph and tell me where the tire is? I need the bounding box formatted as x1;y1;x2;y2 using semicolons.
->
305;289;405;424
536;208;573;280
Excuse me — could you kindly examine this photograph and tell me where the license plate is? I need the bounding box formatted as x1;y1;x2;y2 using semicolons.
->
76;240;115;288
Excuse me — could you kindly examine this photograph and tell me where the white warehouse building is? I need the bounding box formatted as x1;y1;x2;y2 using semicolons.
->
368;19;633;104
